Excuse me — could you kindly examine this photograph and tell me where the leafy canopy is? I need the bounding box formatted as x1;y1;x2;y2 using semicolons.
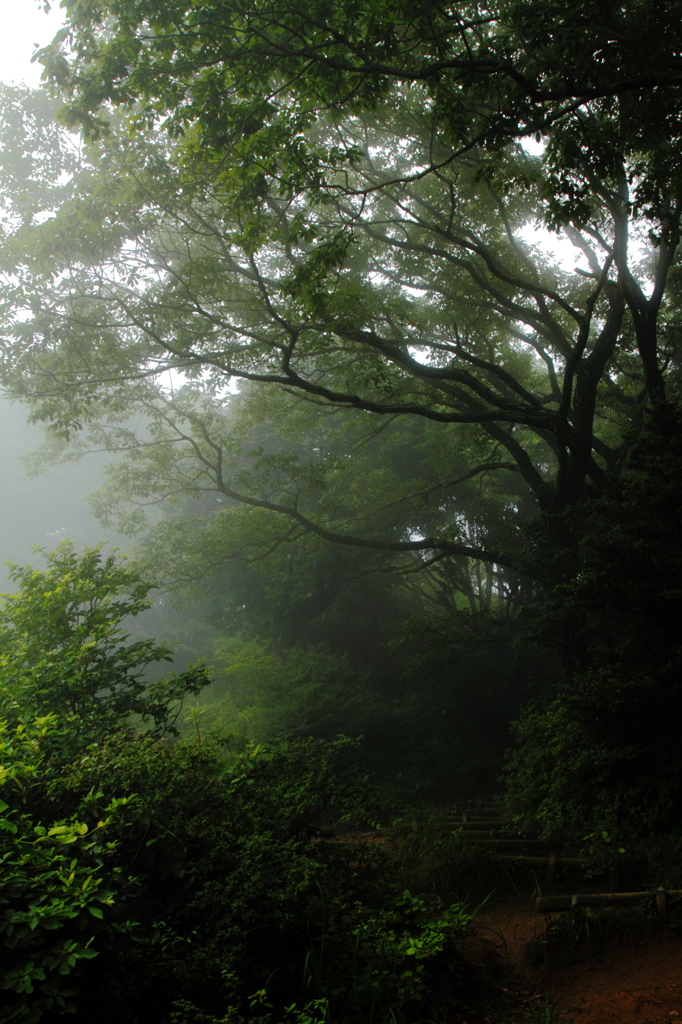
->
0;1;680;609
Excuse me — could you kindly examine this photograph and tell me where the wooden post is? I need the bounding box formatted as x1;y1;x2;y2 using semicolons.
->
544;852;558;896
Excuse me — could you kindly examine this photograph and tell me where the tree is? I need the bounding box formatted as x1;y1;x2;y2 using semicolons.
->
0;543;209;743
1;0;679;574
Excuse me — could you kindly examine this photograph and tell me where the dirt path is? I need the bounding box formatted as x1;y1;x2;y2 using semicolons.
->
460;897;682;1023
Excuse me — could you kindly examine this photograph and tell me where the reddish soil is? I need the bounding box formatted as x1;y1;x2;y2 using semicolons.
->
459;897;682;1024
333;828;682;1022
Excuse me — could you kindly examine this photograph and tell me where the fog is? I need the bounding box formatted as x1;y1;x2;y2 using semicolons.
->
0;395;130;589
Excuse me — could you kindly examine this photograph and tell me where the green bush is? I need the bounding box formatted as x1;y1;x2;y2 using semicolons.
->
0;716;128;1024
386;807;493;902
50;734;473;1023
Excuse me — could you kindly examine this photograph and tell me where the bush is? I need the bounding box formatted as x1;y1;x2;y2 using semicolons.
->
386;807;494;902
48;733;473;1024
0;716;128;1024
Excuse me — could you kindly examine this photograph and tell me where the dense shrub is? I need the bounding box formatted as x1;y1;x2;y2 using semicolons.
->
20;734;472;1023
0;717;128;1024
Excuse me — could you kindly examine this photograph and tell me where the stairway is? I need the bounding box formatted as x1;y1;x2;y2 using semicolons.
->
446;797;581;894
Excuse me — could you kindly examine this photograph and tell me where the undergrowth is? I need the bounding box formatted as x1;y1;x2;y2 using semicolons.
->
386;806;499;904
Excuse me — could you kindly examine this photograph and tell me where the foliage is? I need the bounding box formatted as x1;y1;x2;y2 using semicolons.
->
40;0;682;218
386;807;493;903
0;553;476;1023
45;732;473;1023
0;543;210;744
0;84;78;230
201;638;381;742
183;632;534;802
0;716;127;1024
4;0;681;586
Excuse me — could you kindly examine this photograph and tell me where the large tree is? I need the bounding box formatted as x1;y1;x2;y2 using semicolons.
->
0;1;679;662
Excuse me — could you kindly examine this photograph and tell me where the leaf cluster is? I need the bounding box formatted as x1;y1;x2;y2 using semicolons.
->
44;732;473;1023
0;543;209;744
0;716;128;1024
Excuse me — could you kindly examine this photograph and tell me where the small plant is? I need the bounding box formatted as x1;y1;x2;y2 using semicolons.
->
185;704;208;744
249;991;329;1024
523;991;569;1024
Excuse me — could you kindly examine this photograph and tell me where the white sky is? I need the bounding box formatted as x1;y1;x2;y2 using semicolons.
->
0;0;66;87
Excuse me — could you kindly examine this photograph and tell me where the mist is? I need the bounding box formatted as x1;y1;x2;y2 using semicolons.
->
0;396;130;588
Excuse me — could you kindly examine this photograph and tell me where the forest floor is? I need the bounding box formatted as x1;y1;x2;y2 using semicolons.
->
458;892;682;1024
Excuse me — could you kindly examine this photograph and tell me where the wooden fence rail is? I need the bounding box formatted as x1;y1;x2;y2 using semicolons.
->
535;890;682;920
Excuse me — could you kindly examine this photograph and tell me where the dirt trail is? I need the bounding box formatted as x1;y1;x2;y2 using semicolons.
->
461;897;682;1023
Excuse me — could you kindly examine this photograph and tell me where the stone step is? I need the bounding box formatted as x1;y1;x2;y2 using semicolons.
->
454;820;510;829
472;838;549;850
459;829;519;838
